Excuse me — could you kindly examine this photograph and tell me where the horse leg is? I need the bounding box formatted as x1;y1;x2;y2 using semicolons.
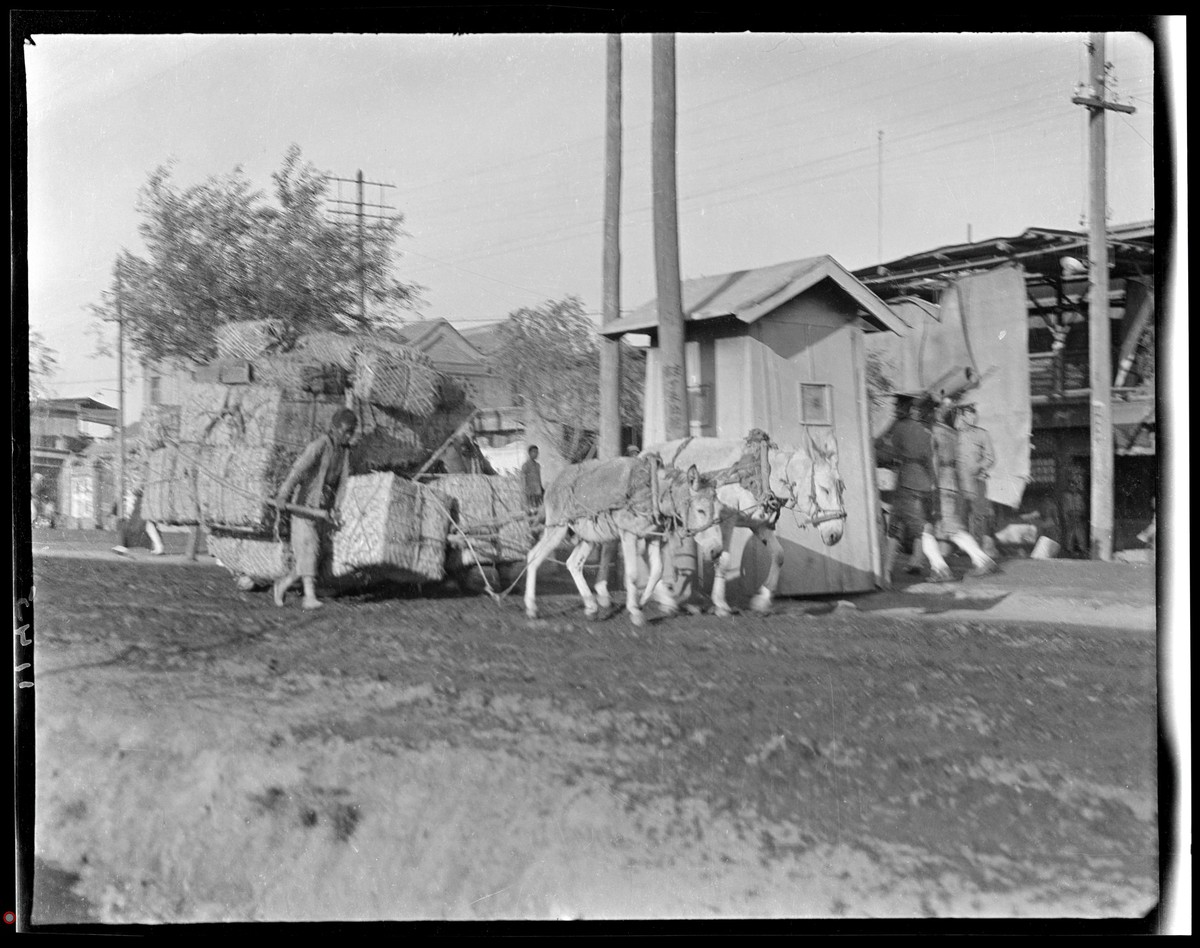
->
748;523;784;615
524;524;568;619
710;519;738;618
594;541;614;610
648;545;680;615
638;538;665;607
620;532;647;627
566;539;601;618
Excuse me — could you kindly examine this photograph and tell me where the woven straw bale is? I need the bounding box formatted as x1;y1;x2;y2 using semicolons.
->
215;319;283;360
142;444;201;524
333;473;450;581
179;379;237;445
252;353;323;390
208;533;292;581
432;473;533;562
292;331;361;369
180;381;344;453
358;403;422;447
352;346;439;417
137;404;181;452
196;442;290;529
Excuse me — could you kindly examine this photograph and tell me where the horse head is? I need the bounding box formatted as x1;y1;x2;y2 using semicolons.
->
807;429;847;546
778;429;846;546
665;464;726;559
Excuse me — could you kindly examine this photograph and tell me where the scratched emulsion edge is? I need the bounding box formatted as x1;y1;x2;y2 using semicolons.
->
12;14;38;934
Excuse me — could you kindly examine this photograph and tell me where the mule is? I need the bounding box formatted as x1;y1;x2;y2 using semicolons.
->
524;457;726;626
632;429;847;616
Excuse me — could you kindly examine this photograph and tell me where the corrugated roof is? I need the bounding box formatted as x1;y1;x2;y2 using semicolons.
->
854;222;1155;293
600;254;902;337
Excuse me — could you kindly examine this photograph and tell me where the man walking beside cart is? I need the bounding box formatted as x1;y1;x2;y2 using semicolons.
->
272;408;358;609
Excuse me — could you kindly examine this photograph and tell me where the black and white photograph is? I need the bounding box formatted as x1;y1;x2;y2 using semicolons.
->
12;14;1188;931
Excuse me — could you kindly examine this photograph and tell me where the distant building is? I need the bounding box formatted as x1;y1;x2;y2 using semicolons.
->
852;221;1156;553
30;396;120;528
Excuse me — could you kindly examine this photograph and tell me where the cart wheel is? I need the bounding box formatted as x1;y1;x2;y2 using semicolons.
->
496;560;523;590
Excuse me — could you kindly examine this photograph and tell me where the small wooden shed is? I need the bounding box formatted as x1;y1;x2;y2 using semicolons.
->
601;255;903;596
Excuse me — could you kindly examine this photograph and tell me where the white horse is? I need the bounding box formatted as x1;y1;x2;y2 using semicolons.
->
524;457;726;626
632;429;847;617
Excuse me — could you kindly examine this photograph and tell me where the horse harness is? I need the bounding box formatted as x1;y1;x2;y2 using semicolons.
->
642;451;718;541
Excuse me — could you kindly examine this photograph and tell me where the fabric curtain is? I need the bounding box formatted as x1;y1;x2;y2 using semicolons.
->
871;265;1031;509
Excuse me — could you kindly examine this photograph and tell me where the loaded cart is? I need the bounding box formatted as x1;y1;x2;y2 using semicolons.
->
146;321;535;594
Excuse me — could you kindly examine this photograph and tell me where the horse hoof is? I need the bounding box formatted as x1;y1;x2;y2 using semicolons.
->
629;612;645;628
715;606;735;619
597;597;612;610
749;596;772;615
525;607;539;620
584;607;601;621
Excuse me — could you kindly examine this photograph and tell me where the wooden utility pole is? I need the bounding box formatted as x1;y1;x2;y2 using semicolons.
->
115;260;126;526
325;171;397;326
356;170;366;322
652;33;695;601
876;130;884;263
652;33;689;441
599;33;623;460
1072;32;1136;561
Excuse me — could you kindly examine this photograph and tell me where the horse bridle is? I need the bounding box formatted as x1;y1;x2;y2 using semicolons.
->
805;457;847;526
775;455;846;528
658;471;719;541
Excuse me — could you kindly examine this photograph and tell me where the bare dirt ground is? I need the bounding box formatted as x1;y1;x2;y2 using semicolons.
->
27;537;1161;923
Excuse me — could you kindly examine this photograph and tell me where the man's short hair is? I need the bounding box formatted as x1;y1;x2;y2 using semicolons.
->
528;445;538;454
332;408;358;430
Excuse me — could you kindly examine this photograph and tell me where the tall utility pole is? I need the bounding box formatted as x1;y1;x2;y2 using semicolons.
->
876;130;884;263
652;33;695;602
652;33;689;441
115;260;126;525
357;170;366;321
1072;32;1136;561
599;33;623;460
325;171;397;325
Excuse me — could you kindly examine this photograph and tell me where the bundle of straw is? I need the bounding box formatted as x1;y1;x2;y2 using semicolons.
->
207;532;292;581
178;380;238;445
332;473;450;582
352;346;439;417
252;353;327;391
432;473;533;563
141;444;201;525
291;331;361;370
137;404;181;452
214;319;283;361
180;382;344;455
195;443;283;528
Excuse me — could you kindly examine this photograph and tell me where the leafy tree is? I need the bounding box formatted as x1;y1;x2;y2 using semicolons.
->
89;145;423;365
28;330;58;402
494;296;644;462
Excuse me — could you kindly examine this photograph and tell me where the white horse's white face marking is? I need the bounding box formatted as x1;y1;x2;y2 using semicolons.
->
785;431;845;547
681;470;725;559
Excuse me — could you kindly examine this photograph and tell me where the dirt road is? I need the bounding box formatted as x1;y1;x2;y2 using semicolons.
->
28;549;1159;922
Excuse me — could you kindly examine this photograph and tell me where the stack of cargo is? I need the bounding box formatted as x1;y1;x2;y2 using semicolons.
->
149;321;474;586
214;318;283;361
432;473;533;564
332;472;452;583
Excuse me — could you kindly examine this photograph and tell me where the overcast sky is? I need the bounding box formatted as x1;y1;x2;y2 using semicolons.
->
22;27;1171;421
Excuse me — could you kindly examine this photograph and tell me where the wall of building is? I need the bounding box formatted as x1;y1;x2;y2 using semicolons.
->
640;284;883;596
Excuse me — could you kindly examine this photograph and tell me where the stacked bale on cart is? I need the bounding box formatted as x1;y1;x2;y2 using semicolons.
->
141;321;449;585
430;472;533;571
141;319;535;588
